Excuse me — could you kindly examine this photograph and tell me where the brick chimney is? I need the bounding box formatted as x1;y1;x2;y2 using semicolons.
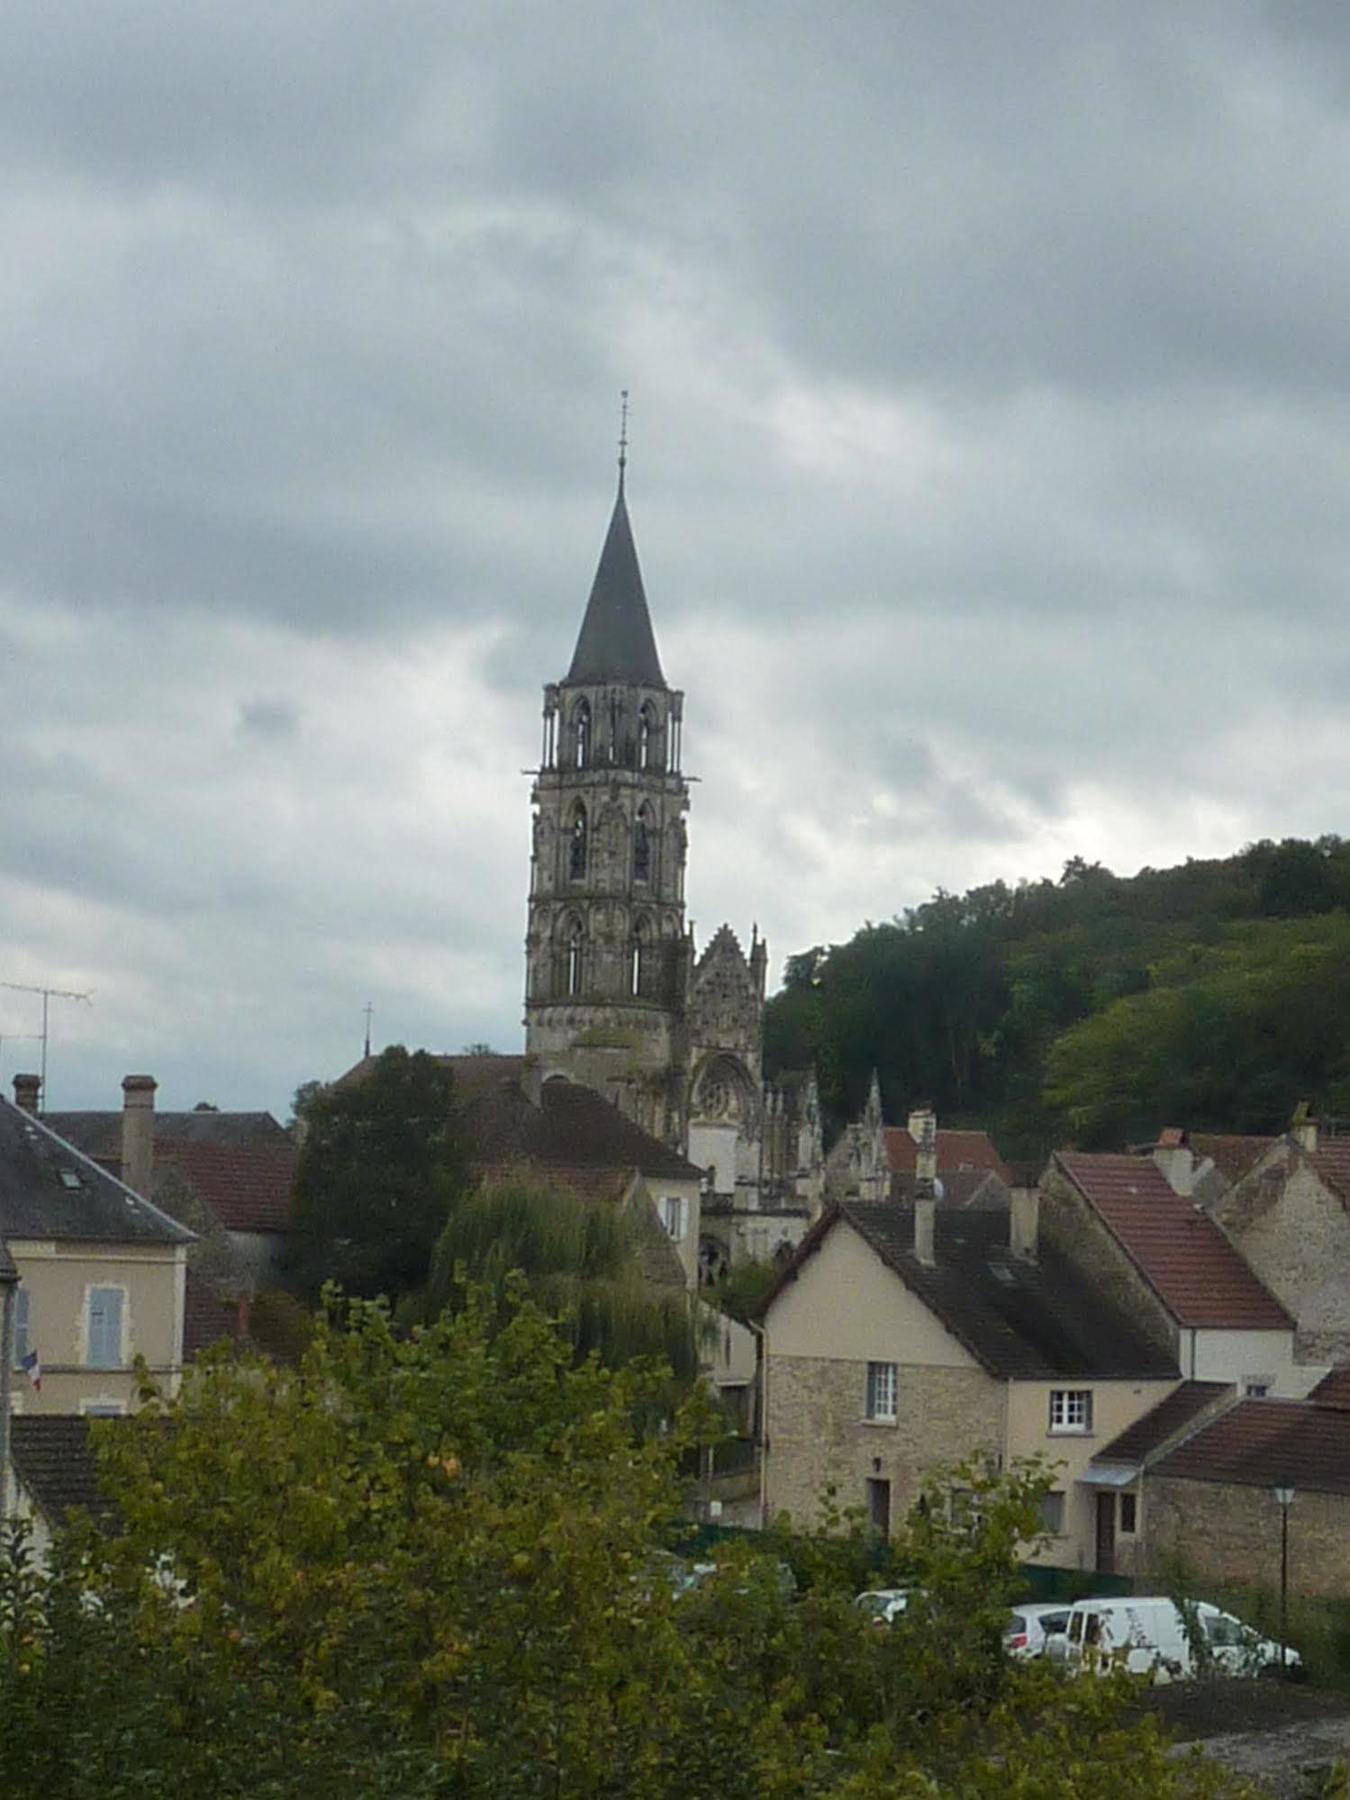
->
12;1073;40;1116
121;1074;157;1196
1152;1127;1195;1197
908;1103;937;1148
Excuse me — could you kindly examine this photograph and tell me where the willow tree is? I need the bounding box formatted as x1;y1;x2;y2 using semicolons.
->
417;1172;705;1384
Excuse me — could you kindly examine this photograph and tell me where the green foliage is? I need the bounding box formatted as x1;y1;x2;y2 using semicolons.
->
710;1255;781;1325
418;1172;704;1384
765;837;1350;1157
285;1046;471;1304
0;1297;1253;1798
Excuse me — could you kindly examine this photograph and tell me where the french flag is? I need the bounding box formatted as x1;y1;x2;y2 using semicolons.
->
21;1349;40;1392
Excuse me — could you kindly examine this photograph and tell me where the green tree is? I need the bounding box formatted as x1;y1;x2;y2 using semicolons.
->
285;1046;470;1303
0;1292;1248;1798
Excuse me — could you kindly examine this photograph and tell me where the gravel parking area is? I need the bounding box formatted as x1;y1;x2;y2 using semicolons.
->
1138;1683;1350;1797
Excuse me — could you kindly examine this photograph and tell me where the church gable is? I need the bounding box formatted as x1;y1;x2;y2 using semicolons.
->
688;925;764;1064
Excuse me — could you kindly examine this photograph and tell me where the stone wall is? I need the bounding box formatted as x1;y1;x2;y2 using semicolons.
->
1144;1476;1350;1600
1040;1169;1178;1362
765;1354;1004;1532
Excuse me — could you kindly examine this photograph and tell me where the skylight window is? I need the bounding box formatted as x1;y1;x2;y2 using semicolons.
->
59;1169;82;1190
988;1262;1016;1284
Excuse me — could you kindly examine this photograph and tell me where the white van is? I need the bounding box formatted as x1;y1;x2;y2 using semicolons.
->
1060;1596;1298;1683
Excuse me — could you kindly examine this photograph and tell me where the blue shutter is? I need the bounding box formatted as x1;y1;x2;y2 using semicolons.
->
88;1287;123;1369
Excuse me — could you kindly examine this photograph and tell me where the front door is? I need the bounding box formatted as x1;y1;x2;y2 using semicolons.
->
1095;1492;1116;1574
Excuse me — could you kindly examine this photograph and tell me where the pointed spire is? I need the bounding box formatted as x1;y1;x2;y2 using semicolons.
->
565;399;667;689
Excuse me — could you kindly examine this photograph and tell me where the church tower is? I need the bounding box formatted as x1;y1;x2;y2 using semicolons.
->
524;445;691;1144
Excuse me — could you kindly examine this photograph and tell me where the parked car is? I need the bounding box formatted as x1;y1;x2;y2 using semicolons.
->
1004;1603;1071;1658
854;1588;912;1626
1058;1596;1300;1683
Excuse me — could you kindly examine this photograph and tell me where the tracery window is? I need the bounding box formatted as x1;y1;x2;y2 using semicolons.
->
633;806;652;883
568;804;588;880
638;701;658;770
574;700;591;769
560;917;584;997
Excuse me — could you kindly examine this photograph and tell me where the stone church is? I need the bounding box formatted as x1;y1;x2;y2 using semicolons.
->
523;456;823;1277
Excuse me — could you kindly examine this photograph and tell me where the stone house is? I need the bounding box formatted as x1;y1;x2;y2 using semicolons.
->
0;1091;192;1422
1151;1120;1350;1365
760;1190;1177;1568
1140;1378;1350;1600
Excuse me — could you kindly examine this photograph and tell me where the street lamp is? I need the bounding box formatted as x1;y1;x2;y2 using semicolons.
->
1273;1485;1295;1675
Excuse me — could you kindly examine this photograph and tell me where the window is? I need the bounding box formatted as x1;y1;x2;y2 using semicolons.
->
865;1477;891;1537
59;1168;82;1190
86;1286;124;1370
631;916;652;997
1242;1376;1272;1398
865;1361;898;1422
661;1196;685;1241
80;1402;126;1419
563;921;584;998
1038;1491;1066;1535
568;805;588;881
12;1288;29;1368
633;807;652;883
1049;1389;1092;1434
638;702;657;770
574;700;591;769
1119;1492;1138;1535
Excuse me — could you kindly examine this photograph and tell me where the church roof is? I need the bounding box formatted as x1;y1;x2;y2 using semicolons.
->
566;479;667;689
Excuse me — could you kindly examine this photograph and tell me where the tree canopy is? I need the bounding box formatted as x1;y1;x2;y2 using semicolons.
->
286;1046;471;1303
0;1288;1245;1798
765;836;1350;1156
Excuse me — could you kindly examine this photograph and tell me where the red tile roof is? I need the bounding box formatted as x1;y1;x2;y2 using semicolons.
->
1310;1368;1350;1411
883;1126;1010;1183
1311;1138;1350;1203
159;1143;297;1234
1188;1133;1277;1184
182;1272;244;1359
1057;1152;1292;1331
1152;1399;1350;1498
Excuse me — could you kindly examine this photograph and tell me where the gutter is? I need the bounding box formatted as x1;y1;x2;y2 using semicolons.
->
746;1316;768;1528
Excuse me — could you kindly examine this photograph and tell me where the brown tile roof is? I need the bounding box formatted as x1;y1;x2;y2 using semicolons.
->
10;1415;119;1529
1152;1399;1350;1497
1309;1368;1350;1411
45;1109;290;1160
157;1142;297;1234
182;1272;245;1359
1311;1138;1350;1203
1188;1133;1277;1184
1095;1381;1233;1465
764;1201;1177;1382
884;1126;1010;1183
1057;1152;1292;1331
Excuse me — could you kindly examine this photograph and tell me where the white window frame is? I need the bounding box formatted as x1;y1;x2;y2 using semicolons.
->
1048;1389;1093;1435
86;1286;126;1371
865;1360;898;1423
1038;1490;1066;1535
1241;1375;1273;1398
661;1196;685;1241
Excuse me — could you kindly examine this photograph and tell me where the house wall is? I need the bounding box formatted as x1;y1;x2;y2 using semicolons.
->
1039;1171;1179;1362
1185;1328;1316;1395
1210;1150;1350;1364
1144;1475;1350;1600
765;1222;1003;1530
1005;1378;1178;1569
647;1173;702;1288
8;1239;185;1415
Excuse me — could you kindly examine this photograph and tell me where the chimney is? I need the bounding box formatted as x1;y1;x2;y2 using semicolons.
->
12;1073;40;1116
908;1103;937;1149
121;1074;157;1196
1152;1128;1195;1197
914;1192;936;1267
1291;1102;1318;1155
913;1106;937;1265
1010;1186;1039;1260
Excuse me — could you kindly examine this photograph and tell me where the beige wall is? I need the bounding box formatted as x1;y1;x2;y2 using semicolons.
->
765;1220;1002;1530
1212;1151;1350;1365
1005;1378;1177;1568
9;1239;186;1415
646;1174;702;1288
1186;1326;1315;1394
1145;1475;1350;1600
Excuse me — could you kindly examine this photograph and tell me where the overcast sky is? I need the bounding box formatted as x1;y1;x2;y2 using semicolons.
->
4;0;1350;1116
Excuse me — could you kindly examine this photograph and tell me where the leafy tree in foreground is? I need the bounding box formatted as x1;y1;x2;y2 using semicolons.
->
0;1289;1249;1798
285;1045;470;1303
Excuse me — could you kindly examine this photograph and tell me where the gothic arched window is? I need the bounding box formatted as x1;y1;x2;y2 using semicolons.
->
566;921;583;996
574;699;591;770
633;805;652;884
630;915;652;997
638;701;658;771
568;804;588;881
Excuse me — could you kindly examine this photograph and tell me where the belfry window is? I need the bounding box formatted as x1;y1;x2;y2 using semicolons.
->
631;917;652;997
633;808;652;883
638;701;657;771
569;805;588;880
565;921;583;997
574;700;591;770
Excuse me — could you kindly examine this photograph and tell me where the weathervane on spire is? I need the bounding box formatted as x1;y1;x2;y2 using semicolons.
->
618;388;629;483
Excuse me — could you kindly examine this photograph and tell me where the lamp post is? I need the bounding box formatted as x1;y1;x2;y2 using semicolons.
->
1273;1485;1295;1675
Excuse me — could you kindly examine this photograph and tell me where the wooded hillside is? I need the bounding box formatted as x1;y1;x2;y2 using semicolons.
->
764;837;1350;1161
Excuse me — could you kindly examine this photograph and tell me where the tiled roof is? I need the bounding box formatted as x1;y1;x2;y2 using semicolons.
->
182;1272;244;1359
766;1201;1177;1382
883;1126;1010;1184
1056;1152;1291;1331
158;1142;297;1233
1188;1133;1277;1184
10;1415;119;1528
892;1169;1008;1210
46;1109;289;1161
465;1076;702;1182
1095;1381;1232;1465
0;1099;193;1247
0;1239;15;1279
1152;1399;1350;1498
1311;1138;1350;1203
1309;1368;1350;1411
565;480;667;688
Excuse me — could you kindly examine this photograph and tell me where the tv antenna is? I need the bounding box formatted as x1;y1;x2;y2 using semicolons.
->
0;981;93;1111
